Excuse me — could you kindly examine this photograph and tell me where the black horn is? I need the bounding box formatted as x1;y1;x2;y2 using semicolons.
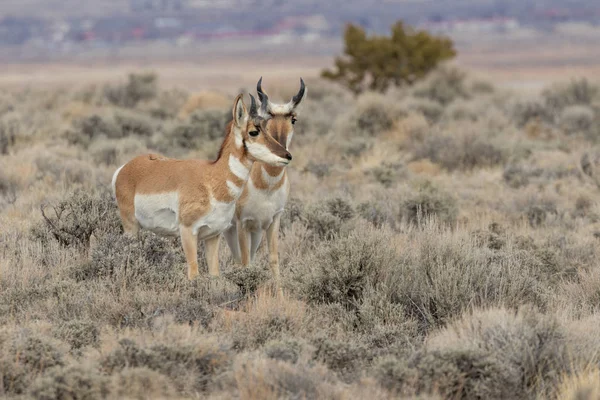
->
291;78;305;108
257;76;269;103
249;93;258;117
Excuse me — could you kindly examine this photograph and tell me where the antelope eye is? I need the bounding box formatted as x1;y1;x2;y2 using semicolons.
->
291;117;297;125
249;130;259;137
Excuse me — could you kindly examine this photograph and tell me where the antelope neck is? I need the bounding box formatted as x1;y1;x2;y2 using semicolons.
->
211;132;254;198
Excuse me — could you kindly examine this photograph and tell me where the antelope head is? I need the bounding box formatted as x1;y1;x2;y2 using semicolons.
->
233;93;292;167
256;77;306;150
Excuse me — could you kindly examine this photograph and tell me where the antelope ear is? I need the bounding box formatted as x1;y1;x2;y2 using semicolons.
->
233;94;247;127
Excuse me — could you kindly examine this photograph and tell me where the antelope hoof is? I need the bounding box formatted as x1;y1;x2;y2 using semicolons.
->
188;267;199;281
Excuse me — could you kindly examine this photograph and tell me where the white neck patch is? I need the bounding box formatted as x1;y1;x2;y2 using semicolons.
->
227;180;242;198
261;166;285;187
229;154;250;181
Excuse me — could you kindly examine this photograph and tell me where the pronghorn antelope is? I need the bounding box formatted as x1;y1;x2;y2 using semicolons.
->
223;77;306;292
112;94;292;280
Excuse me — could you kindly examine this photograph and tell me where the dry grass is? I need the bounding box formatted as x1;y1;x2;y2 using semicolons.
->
1;68;600;399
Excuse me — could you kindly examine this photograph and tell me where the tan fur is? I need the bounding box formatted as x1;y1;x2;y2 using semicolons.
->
114;94;292;280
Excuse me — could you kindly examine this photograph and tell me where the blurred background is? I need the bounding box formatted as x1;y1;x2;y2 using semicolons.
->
0;0;599;91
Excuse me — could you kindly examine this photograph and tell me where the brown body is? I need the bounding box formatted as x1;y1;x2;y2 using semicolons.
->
223;78;305;294
113;94;292;280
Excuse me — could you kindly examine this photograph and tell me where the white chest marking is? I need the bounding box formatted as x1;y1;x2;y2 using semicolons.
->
134;192;179;236
261;166;285;188
229;154;250;181
239;177;289;231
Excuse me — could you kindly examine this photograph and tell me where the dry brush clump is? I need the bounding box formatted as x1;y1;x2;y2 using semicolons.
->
3;70;600;399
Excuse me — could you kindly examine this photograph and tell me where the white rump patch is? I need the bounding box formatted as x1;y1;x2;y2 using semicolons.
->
111;164;125;196
134;192;179;236
229;154;250;181
261;166;285;188
227;180;242;197
247;142;287;166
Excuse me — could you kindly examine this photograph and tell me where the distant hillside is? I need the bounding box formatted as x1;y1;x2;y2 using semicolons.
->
1;0;599;28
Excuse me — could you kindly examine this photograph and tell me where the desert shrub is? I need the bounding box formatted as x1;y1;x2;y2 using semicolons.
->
401;181;458;226
34;155;96;186
427;307;568;398
90;140;118;165
560;105;596;137
224;265;270;295
355;289;419;353
111;367;176;399
400;97;444;123
335;93;398;138
503;163;543;188
300;81;354;137
357;200;397;229
412;65;470;105
230;296;305;351
339;136;372;157
89;136;147;166
235;358;338;400
322;21;456;94
368;161;406;187
114;109;157;137
0;330;65;395
104;72;158;108
542;78;598;115
74;230;183;285
376;307;567;398
580;149;600;188
413;131;505;171
312;337;371;381
166;108;230;149
53;320;99;350
303;161;330;178
68;110;160;148
387;223;554;331
0;170;18;207
141;87;189;120
556;370;600;400
304;197;356;239
289;227;396;311
279;197;305;232
67;113;121;147
101;337;229;393
264;339;303;364
510;97;553;127
0;113;18;154
374;349;514;399
520;195;559;228
442;100;480;122
29;365;110;400
33;189;121;249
